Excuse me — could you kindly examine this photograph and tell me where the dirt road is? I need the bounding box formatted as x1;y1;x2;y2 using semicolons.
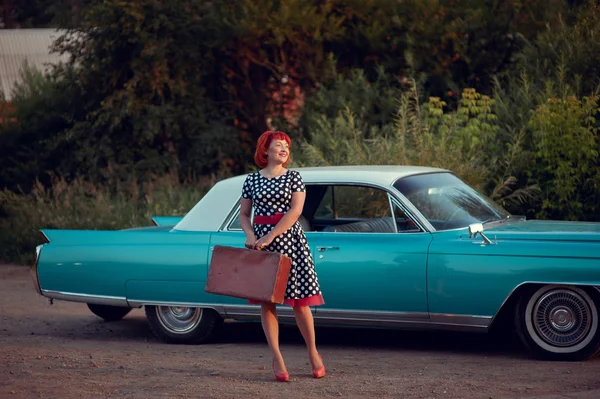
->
1;264;600;399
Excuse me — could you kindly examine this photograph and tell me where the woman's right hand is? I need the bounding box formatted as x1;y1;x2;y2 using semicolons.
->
245;235;257;249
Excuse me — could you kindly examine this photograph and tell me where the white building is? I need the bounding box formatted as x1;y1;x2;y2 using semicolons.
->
0;29;69;100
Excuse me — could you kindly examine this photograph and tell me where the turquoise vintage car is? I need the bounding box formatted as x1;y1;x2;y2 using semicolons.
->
31;166;600;361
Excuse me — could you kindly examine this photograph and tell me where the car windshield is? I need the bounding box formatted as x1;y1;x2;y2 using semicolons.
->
393;172;510;231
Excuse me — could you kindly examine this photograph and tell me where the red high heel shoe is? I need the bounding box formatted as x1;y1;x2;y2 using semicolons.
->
272;360;289;382
312;354;326;379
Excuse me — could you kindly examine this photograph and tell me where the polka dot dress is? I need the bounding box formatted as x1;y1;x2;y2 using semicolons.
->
242;170;324;307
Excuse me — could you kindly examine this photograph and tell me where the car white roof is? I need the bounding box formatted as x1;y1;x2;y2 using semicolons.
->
282;165;447;186
174;165;448;231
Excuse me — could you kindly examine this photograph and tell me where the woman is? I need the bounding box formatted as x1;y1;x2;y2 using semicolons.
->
239;130;326;382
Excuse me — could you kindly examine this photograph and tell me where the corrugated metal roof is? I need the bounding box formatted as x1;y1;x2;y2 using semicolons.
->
0;29;69;100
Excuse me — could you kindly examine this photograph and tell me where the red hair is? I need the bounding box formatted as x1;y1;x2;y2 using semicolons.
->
254;130;292;168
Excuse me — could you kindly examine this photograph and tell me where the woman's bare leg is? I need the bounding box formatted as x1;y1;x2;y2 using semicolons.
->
293;305;323;368
261;303;287;372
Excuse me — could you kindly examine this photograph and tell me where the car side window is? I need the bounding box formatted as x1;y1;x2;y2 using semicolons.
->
313;185;397;233
314;186;392;219
337;186;391;219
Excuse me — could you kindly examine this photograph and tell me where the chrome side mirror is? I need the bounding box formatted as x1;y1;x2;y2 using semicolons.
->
468;223;484;236
468;223;493;245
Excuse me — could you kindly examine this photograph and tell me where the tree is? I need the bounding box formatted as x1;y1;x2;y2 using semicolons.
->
203;0;348;143
0;0;90;28
401;0;567;99
51;0;236;181
515;0;600;96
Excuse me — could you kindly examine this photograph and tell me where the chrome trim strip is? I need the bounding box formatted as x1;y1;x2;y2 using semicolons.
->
31;244;43;295
127;299;226;315
312;309;487;332
223;304;302;321
220;306;487;331
306;230;428;237
387;194;399;233
429;313;491;328
317;308;429;321
313;318;488;332
489;281;600;327
42;290;130;307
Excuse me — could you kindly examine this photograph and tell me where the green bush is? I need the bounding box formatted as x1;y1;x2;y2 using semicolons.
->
528;93;600;220
293;73;539;211
492;65;600;221
294;83;490;189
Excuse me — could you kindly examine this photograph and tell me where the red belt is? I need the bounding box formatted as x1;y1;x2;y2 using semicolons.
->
254;212;285;225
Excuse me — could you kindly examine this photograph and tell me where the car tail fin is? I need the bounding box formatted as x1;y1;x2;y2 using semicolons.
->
39;229;76;244
38;229;116;244
40;230;50;244
38;228;175;245
150;216;183;226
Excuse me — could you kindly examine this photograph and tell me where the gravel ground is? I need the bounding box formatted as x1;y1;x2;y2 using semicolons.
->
1;264;600;399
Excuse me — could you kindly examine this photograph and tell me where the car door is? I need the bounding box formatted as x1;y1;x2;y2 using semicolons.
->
305;184;432;325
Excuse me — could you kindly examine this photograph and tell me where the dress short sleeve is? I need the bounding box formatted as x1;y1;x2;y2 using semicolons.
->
242;174;253;199
290;170;306;193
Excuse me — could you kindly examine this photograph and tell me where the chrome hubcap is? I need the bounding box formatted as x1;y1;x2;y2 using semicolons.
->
550;307;574;331
533;290;592;347
156;306;203;334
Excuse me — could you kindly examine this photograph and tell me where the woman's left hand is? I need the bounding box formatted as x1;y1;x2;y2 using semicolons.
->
254;233;274;250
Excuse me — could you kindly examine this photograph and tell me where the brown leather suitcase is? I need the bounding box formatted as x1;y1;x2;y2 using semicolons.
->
205;245;292;304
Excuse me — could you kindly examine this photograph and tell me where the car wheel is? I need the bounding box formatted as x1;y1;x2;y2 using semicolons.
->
144;305;222;344
515;285;600;361
87;304;132;321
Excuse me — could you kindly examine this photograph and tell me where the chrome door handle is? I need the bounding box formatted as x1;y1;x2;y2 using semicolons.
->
317;246;339;252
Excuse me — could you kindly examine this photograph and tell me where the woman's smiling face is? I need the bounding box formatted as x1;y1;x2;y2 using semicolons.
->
267;139;290;165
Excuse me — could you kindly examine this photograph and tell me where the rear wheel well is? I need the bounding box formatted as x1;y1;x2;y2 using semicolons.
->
87;303;132;322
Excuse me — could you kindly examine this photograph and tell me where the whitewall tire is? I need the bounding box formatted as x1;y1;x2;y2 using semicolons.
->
515;285;600;361
145;305;222;344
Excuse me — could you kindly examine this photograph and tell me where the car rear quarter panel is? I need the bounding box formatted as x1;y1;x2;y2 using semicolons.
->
426;231;600;317
37;230;213;303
